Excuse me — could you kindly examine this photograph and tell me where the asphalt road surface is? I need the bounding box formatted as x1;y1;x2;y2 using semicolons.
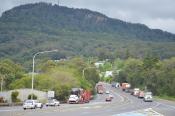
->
0;83;175;116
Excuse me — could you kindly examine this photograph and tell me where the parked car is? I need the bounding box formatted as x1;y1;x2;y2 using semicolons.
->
34;100;43;108
138;91;145;98
46;99;60;106
144;92;153;102
68;95;79;104
23;100;35;110
23;100;42;110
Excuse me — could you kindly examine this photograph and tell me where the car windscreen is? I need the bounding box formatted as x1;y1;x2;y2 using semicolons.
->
25;101;33;103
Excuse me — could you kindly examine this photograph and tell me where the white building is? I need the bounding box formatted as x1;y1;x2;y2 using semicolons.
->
94;61;105;68
104;71;113;78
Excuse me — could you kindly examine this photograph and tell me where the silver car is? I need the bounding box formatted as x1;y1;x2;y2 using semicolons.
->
34;100;43;109
23;100;43;110
23;100;36;110
46;99;60;106
144;92;153;102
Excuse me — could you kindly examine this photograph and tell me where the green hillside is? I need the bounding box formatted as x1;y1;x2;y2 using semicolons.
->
0;2;175;65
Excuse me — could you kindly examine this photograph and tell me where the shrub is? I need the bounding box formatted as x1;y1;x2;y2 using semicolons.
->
54;85;70;101
28;94;37;100
11;91;21;102
0;97;4;103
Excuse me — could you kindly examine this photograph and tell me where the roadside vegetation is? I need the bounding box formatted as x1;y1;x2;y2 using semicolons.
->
0;57;99;101
1;2;175;66
0;56;175;101
112;56;175;99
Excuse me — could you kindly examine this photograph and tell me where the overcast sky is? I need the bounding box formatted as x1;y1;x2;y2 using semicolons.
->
0;0;175;34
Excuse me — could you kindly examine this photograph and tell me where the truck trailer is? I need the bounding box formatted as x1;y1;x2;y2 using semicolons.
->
96;84;104;94
121;83;131;92
68;88;91;104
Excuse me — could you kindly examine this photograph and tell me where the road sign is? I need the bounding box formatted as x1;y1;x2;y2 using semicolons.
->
48;91;55;98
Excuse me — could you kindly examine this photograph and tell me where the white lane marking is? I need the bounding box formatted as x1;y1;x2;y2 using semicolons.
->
110;89;124;102
106;83;133;104
82;107;90;109
156;101;175;109
88;102;107;105
152;101;161;108
146;108;164;116
111;108;164;116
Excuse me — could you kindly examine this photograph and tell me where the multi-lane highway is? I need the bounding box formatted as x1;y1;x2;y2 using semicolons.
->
0;83;175;116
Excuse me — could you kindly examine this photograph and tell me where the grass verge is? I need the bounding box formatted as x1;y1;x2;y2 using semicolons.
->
155;96;175;102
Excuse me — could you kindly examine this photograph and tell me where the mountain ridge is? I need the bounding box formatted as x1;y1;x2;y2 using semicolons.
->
0;2;175;64
1;2;174;41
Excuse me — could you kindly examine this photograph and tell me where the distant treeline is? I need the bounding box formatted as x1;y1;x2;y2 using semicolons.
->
113;56;175;97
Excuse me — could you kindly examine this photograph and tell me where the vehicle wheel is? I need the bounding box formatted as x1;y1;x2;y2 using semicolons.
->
40;105;43;109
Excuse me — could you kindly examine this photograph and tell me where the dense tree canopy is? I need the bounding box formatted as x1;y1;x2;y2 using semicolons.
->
113;57;175;97
9;58;100;101
0;2;175;67
0;59;24;90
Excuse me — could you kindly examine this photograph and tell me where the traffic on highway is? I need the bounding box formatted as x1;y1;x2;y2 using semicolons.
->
0;82;175;116
0;1;175;116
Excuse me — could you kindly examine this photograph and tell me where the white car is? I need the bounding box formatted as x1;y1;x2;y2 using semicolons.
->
46;99;60;106
23;100;36;110
105;90;110;94
68;95;79;104
109;94;114;99
144;92;153;102
23;100;42;110
34;100;43;109
133;88;140;96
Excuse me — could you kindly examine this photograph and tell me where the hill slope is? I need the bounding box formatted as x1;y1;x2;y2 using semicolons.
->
0;2;175;63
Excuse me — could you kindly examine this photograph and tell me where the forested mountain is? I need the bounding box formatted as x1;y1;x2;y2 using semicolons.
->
0;2;175;64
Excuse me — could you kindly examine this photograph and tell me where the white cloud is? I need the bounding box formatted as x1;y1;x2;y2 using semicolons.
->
141;18;175;33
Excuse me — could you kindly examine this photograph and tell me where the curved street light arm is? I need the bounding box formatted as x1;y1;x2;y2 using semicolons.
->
31;49;58;99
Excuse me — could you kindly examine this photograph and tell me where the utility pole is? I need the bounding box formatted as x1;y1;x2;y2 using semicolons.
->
0;75;4;92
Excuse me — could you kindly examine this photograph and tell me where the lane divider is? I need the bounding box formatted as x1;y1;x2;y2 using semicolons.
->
111;108;164;116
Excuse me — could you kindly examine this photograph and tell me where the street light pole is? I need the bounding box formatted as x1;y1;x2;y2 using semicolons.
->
31;49;58;99
0;76;4;92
